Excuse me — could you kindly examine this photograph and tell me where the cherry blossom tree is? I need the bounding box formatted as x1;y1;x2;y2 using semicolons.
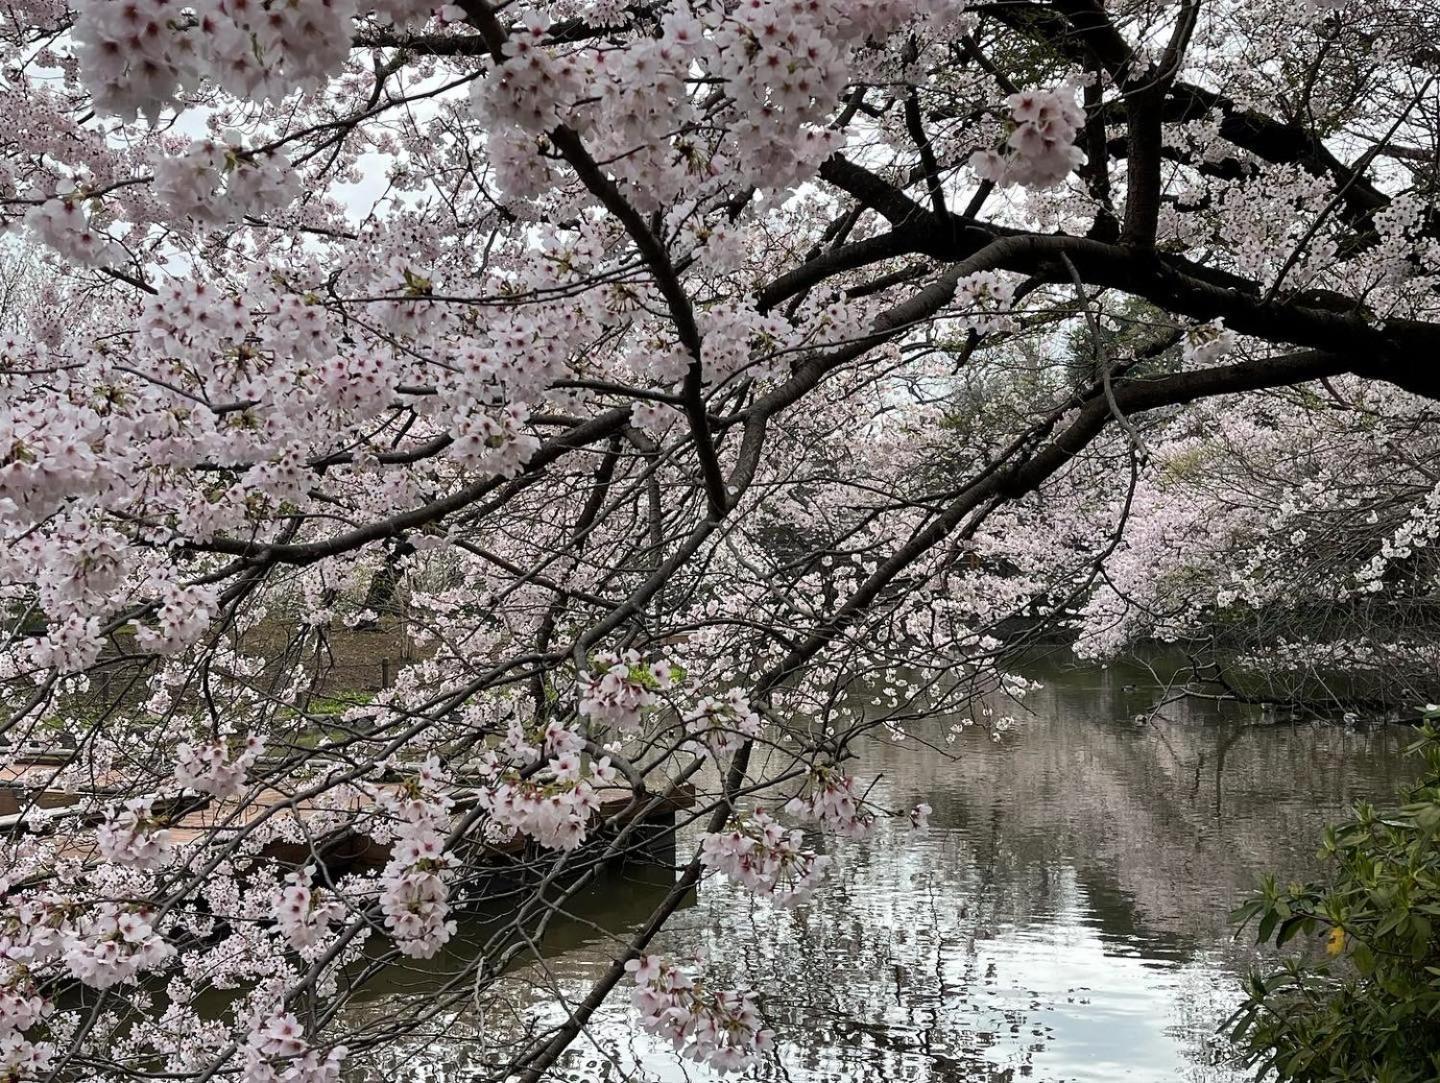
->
1;0;1439;1077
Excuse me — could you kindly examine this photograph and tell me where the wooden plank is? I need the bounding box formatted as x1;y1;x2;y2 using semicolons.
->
1;781;697;877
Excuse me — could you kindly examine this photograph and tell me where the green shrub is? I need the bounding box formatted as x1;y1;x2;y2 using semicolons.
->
1228;717;1440;1082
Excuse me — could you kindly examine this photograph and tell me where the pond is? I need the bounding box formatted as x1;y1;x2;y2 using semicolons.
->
354;652;1417;1082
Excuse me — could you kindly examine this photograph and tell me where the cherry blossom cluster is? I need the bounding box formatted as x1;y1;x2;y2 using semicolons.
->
175;735;266;798
473;717;622;851
0;894;66;969
488;715;586;768
626;954;774;1072
1239;636;1439;673
153;138;300;226
240;1013;347;1083
61;903;174;989
578;650;676;730
972;86;1086;189
698;809;833;905
683;689;763;761
0;1033;52;1080
272;868;347;951
448;402;542;479
473;0;949;203
783;766;875;838
96;798;175;870
1182;321;1238;365
72;0;408;119
22;193;124;268
696;300;796;382
1355;480;1440;593
0;405;112;521
10;518;126;620
0;979;47;1038
711;0;954;187
376;762;457;958
0;956;51;1083
24;613;103;675
631;400;680;435
469;14;591;134
1056;378;1440;692
133;580;219;655
482;768;606;851
954;271;1019;334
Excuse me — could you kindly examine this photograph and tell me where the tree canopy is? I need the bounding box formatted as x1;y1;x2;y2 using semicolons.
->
1;0;1439;1078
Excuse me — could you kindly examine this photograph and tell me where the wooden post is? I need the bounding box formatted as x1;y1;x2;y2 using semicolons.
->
381;658;392;689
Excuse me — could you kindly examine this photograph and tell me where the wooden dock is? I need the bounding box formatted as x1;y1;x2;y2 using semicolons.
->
0;758;697;884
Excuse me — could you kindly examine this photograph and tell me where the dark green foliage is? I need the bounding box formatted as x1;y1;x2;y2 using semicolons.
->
1229;716;1440;1081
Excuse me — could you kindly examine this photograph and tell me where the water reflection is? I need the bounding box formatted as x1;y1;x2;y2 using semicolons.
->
355;654;1416;1081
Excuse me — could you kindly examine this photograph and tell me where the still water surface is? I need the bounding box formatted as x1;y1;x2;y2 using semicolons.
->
363;655;1417;1081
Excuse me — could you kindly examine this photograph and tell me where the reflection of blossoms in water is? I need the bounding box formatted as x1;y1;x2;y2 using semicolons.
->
334;662;1411;1083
